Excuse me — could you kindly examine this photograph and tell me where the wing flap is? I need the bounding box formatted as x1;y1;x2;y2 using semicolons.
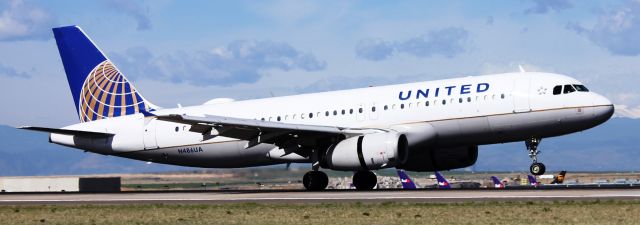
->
156;114;363;150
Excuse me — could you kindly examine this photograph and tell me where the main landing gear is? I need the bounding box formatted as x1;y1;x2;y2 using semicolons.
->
526;138;546;175
303;170;328;191
352;171;377;190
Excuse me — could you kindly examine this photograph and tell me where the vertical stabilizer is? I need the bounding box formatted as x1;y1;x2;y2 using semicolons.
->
396;169;417;189
491;176;504;188
52;26;157;122
434;171;451;189
527;175;539;186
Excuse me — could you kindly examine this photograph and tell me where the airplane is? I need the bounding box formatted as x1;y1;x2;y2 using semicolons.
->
490;176;505;188
396;169;417;189
434;171;452;189
527;175;540;186
434;171;481;189
550;171;567;184
21;25;614;191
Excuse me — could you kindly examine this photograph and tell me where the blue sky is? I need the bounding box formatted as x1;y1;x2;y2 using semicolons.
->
1;0;640;127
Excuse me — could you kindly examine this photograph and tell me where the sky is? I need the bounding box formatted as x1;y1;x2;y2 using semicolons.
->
1;0;640;127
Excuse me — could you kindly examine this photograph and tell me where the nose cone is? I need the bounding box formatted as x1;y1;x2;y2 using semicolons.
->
592;93;613;106
592;94;614;123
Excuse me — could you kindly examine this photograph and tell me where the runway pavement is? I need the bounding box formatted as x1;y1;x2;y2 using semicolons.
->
2;189;640;205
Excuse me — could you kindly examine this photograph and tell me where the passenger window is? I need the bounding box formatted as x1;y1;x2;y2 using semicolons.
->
501;94;505;99
350;109;354;114
371;106;376;112
563;84;575;94
442;99;447;105
325;111;329;116
309;113;313;118
384;105;388;110
467;97;471;102
458;98;463;103
333;110;337;116
400;104;405;109
277;116;281;121
341;109;345;115
408;103;412;108
301;113;305;119
553;85;562;95
358;108;363;113
425;101;429;107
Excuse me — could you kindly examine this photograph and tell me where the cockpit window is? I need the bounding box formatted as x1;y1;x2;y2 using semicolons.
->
574;84;589;92
563;84;575;94
553;85;562;95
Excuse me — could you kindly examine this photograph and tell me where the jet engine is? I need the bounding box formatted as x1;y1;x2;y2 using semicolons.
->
325;132;408;171
398;145;478;172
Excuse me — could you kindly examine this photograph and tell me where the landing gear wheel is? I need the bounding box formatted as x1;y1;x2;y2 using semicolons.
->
525;138;546;175
352;171;377;190
303;171;328;191
530;163;546;176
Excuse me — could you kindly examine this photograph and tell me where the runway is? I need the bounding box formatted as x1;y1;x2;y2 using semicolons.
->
2;188;640;205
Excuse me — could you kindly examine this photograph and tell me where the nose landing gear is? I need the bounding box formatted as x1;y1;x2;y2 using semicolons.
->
526;138;546;175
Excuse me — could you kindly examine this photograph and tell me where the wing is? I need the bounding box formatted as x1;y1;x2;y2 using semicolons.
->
19;126;115;138
156;114;376;156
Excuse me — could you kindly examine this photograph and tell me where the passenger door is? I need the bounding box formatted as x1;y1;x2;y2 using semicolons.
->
143;119;158;149
513;77;531;112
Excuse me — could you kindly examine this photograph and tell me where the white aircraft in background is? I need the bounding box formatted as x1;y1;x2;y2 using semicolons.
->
22;26;614;191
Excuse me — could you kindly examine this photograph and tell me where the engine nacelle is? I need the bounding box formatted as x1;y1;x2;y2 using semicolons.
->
325;132;408;171
398;145;478;172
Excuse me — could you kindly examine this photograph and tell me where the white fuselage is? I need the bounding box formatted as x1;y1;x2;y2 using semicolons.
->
50;72;613;168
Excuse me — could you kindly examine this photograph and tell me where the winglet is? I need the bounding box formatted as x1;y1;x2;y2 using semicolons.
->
518;65;526;73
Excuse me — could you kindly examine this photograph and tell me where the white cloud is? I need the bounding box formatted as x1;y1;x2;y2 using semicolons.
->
567;0;640;56
524;0;573;14
102;0;152;31
0;63;29;78
109;40;327;87
0;0;55;41
355;27;470;61
614;104;640;119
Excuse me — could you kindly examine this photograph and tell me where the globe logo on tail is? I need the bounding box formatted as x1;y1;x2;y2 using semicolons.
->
78;60;148;122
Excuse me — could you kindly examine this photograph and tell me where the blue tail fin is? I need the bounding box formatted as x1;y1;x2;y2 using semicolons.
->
52;26;156;123
551;171;566;184
527;175;539;186
491;176;504;188
434;171;451;189
396;169;417;189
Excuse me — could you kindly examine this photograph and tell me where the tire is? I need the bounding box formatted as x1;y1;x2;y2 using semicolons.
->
303;171;328;191
352;171;377;190
530;163;546;175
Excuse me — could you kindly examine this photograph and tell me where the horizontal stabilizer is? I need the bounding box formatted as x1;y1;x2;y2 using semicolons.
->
19;126;114;138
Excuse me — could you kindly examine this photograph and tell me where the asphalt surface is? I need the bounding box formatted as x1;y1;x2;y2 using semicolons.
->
1;188;640;205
